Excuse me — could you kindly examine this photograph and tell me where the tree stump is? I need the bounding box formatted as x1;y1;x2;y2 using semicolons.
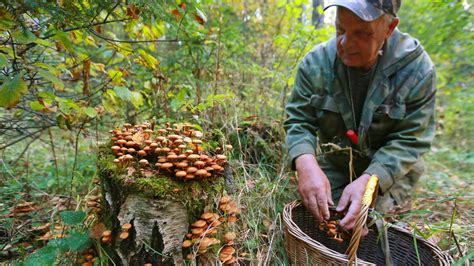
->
97;146;226;265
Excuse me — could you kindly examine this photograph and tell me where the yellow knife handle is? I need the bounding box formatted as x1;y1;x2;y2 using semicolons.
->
362;175;379;206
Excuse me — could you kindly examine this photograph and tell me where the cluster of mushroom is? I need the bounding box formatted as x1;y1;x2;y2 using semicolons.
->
182;196;241;264
318;220;349;243
86;195;102;216
77;248;99;266
100;223;132;245
109;122;231;180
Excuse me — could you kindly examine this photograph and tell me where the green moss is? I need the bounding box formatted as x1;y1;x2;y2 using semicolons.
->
97;144;225;217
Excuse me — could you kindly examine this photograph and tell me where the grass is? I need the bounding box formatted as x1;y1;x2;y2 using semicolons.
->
0;127;472;264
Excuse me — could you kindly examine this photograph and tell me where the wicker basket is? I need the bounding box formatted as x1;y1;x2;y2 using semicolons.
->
283;200;452;265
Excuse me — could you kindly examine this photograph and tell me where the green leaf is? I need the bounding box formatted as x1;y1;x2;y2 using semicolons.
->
0;74;27;108
59;210;86;225
66;232;91;251
24;245;57;266
113;86;132;101
37;69;64;90
55;31;74;53
30;101;44;111
12;29;37;44
34;62;57;74
34;38;53;47
129;91;143;109
38;91;56;100
138;49;159;69
84;107;97;118
0;53;7;68
47;238;69;252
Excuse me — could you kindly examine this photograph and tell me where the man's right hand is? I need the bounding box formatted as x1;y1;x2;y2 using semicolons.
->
295;154;334;222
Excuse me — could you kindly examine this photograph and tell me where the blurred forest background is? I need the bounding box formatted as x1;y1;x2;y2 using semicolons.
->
0;0;472;264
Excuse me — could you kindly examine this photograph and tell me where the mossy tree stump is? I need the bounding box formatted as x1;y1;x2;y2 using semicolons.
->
97;146;227;265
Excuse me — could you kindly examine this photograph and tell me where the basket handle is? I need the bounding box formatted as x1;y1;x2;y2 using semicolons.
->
345;175;379;265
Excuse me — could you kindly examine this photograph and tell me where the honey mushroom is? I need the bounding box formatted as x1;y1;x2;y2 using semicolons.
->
110;122;230;180
119;223;132;240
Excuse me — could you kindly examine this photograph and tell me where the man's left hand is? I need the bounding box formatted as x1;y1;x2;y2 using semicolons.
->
336;173;371;230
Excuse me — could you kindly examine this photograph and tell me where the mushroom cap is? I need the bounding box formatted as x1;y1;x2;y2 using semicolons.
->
187;154;200;161
178;144;187;149
182;240;192;248
220;246;235;256
195;169;208;176
167;154;178;160
121;223;132;231
137;150;147;157
119;231;129;240
192;219;207;228
102;230;112;237
175;162;188;168
201;212;214;221
175;171;187;178
219;253;233;263
144;140;152;145
113;159;120;164
185;149;194;155
157;157;167;163
225;144;233;150
124;154;134;160
156;136;166;142
117;139;127;145
228;215;238;223
127;148;136;153
199;237;212;246
183;137;192;143
144;129;153;133
191;131;203;138
177;154;187;159
139;159;149;166
191;227;204;235
219;196;231;204
216;155;227;160
160;162;173;169
174;139;183;145
185;174;195;180
150;143;158;149
168;134;182;141
126;141;136;147
143;146;151;152
194;161;206;168
162;147;171;153
212;164;223;171
123;123;132;128
192;139;203;144
111;146;121;151
157;129;167;134
224;232;236;242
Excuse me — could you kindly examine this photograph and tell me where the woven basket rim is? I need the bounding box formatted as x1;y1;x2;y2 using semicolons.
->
283;200;453;265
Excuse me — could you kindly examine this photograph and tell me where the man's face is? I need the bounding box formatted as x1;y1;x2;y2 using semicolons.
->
335;7;395;69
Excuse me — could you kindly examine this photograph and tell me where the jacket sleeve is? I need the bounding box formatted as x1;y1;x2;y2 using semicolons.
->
365;69;437;193
284;60;320;170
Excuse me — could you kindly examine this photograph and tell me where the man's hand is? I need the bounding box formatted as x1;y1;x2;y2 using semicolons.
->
336;173;371;230
295;154;334;222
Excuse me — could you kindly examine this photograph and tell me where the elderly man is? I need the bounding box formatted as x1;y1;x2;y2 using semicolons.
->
284;0;436;230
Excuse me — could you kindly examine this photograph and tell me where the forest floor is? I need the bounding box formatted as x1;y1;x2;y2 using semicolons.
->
0;129;472;264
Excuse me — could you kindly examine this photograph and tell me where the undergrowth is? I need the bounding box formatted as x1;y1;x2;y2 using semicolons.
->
0;126;472;264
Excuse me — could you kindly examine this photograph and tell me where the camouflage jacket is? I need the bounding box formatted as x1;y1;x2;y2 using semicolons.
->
284;29;436;193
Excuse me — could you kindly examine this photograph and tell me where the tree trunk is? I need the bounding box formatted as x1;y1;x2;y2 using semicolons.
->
97;146;227;265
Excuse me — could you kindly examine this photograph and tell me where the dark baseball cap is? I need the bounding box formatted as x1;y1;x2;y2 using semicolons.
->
324;0;401;21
